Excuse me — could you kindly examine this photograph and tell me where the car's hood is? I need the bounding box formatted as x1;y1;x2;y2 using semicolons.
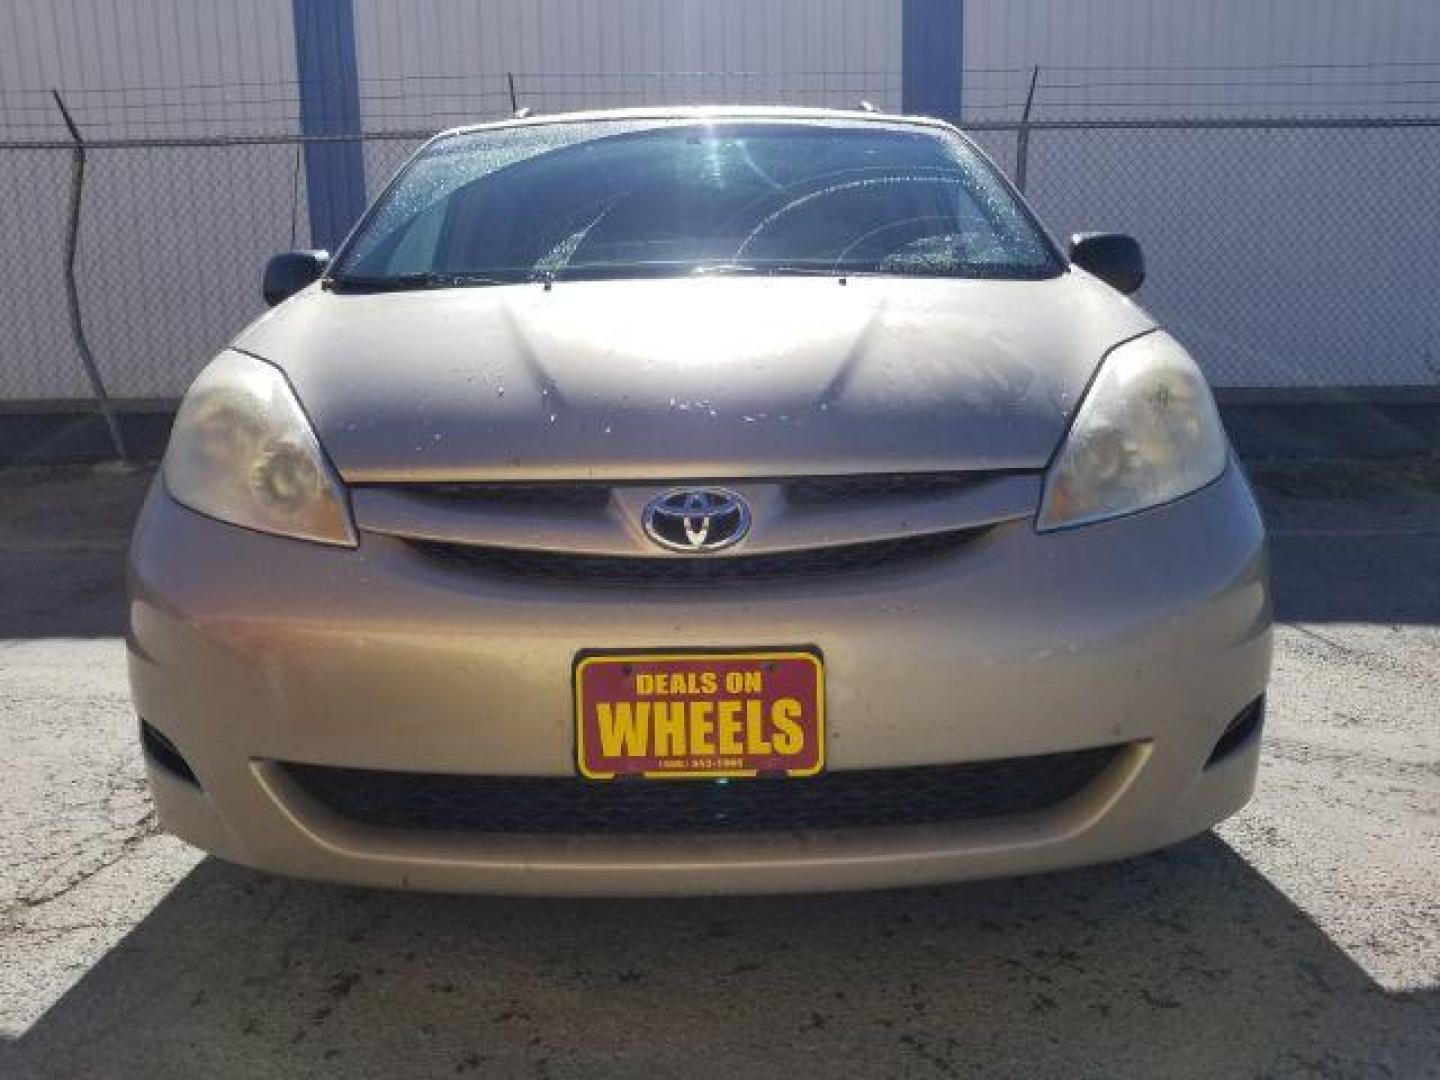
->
233;273;1153;482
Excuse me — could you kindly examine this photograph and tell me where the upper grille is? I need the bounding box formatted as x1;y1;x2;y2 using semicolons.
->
783;471;1006;505
281;747;1121;836
406;528;983;587
376;482;610;510
369;472;1009;512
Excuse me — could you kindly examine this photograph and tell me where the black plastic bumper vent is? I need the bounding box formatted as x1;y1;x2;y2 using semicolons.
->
1207;697;1265;767
140;720;200;787
282;747;1123;836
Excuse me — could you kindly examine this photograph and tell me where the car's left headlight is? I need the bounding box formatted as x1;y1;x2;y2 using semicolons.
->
1037;331;1227;531
163;349;356;546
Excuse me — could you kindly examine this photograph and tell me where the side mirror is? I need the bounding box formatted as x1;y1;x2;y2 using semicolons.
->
1068;233;1144;295
262;250;329;307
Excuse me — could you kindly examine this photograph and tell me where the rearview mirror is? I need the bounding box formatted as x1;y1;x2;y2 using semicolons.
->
1068;233;1144;295
263;250;329;307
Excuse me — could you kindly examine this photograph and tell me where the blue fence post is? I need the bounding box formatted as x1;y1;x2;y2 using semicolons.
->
902;0;964;122
291;0;366;251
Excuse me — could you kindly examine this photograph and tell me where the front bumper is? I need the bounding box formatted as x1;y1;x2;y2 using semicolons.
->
128;466;1271;896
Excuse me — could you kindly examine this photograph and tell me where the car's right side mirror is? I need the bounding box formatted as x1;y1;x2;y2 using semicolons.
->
262;250;329;307
1068;233;1144;295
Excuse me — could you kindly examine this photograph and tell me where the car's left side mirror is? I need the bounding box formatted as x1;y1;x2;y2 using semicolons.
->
263;250;329;307
1068;233;1144;295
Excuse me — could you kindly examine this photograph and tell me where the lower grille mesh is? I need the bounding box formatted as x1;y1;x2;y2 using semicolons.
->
282;747;1121;835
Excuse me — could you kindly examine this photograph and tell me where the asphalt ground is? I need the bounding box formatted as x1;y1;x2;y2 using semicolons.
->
1;459;1437;1079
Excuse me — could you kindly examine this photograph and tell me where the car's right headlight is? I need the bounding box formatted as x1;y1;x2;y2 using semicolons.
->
1037;332;1228;531
163;349;356;546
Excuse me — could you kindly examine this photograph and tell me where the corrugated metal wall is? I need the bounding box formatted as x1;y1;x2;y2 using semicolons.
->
352;0;902;125
0;0;299;140
961;0;1440;119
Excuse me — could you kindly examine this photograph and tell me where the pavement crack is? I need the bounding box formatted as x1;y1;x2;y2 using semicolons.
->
1;809;159;919
1284;623;1363;656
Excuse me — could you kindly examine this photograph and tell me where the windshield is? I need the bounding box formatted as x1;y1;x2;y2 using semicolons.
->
332;118;1062;286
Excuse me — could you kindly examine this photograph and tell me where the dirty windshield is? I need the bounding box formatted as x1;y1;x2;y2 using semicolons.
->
332;119;1062;286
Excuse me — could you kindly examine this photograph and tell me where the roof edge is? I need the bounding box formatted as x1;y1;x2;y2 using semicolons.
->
431;105;956;142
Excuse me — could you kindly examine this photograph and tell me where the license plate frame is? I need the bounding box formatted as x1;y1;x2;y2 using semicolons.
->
573;647;825;781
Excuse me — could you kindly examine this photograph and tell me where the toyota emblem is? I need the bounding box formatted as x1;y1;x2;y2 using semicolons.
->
642;488;751;553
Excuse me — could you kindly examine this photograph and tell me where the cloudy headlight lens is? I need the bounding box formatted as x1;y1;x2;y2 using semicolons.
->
1038;332;1227;531
163;350;356;546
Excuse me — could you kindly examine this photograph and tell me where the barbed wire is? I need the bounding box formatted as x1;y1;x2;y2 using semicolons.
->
3;63;1439;142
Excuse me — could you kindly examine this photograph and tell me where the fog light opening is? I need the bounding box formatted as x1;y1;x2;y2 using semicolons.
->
1206;696;1265;768
140;719;202;787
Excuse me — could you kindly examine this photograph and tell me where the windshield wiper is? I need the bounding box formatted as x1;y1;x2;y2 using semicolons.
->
325;271;513;292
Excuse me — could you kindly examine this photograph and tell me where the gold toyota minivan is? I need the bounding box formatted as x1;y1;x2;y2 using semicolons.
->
128;107;1271;896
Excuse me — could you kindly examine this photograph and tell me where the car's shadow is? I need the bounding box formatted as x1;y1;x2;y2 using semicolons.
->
3;834;1434;1079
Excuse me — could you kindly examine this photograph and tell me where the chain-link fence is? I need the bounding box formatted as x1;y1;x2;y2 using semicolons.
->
2;113;1438;435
